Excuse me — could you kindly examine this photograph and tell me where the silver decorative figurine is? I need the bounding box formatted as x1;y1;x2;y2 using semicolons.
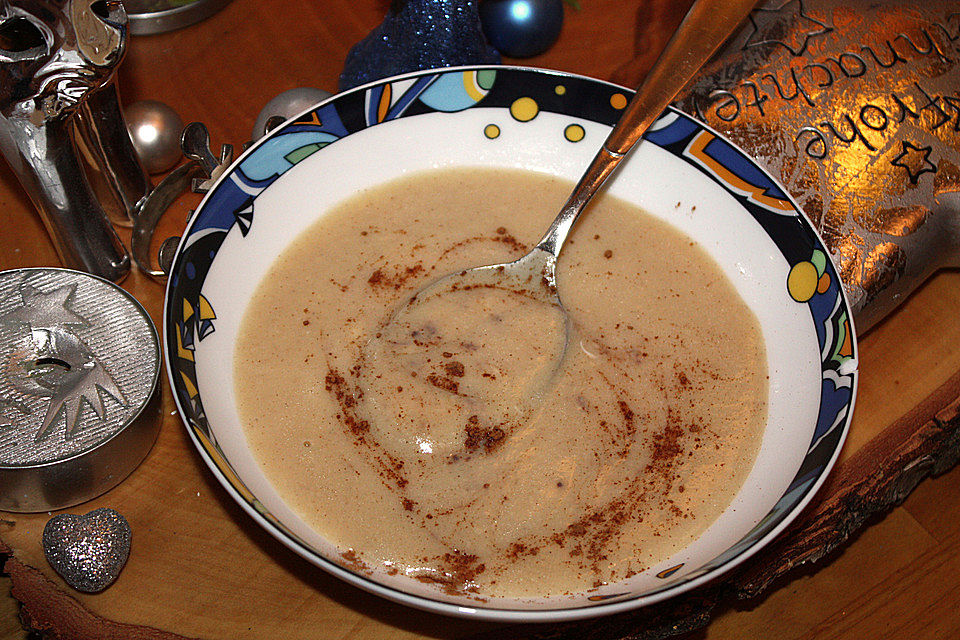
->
0;0;150;282
675;0;960;332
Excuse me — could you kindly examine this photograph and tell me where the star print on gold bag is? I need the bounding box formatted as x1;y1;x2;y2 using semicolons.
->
674;0;960;332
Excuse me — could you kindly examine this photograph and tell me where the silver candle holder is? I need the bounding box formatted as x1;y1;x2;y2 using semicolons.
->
0;268;161;512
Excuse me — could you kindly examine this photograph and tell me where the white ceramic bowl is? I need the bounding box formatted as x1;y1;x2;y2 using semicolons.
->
163;66;858;621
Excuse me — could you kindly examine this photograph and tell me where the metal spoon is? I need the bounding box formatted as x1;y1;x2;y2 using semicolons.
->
396;0;758;319
366;0;760;422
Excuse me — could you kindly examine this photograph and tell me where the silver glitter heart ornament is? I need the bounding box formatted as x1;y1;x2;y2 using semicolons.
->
42;507;131;593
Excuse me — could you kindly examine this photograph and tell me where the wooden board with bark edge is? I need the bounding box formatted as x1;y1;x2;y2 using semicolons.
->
3;0;960;637
4;269;959;640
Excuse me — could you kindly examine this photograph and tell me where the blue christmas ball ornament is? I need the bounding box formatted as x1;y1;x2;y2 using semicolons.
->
480;0;564;58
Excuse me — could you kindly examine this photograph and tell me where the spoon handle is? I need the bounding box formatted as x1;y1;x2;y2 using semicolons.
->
535;0;758;257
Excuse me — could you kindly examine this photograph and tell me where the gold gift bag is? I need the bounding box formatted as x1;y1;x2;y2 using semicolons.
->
670;0;960;331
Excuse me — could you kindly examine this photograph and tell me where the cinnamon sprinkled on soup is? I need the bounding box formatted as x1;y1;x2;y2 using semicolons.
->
234;167;767;600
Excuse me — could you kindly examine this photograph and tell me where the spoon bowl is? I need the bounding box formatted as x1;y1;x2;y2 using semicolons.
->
361;246;570;437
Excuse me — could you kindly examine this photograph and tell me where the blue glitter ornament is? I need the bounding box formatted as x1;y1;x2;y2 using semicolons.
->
480;0;564;58
340;0;501;92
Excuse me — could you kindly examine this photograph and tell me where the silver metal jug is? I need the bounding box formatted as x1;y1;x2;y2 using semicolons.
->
0;0;150;282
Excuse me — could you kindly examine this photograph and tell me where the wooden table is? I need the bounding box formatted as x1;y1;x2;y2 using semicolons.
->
3;1;960;638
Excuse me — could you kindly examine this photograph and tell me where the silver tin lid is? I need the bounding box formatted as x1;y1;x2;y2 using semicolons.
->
124;0;233;35
0;268;161;512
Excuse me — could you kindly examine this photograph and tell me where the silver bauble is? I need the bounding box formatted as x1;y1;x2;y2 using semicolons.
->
252;87;333;142
125;100;185;174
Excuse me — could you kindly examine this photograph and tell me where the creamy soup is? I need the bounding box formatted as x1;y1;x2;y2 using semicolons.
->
234;167;767;600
